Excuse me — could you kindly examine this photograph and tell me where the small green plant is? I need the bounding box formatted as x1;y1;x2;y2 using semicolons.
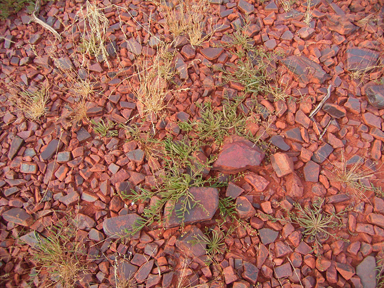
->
377;254;384;288
0;0;35;19
303;0;313;26
29;216;87;287
191;227;226;262
287;199;349;253
218;197;238;221
91;118;118;137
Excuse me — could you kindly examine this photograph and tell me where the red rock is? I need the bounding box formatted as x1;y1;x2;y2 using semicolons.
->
213;140;265;173
285;172;304;198
135;259;154;283
367;213;384;228
316;258;332;272
2;208;33;227
373;197;384;214
362;112;382;129
327;15;358;35
244;173;269;192
335;262;355;281
126;38;142;56
270;153;294;177
295;110;311;129
117;260;138;281
365;85;384;109
223;266;238;284
311;144;334;164
256;244;268;268
200;47;223;61
146;274;161;287
175;226;206;257
281;55;330;84
303;161;320;182
8;136;24;160
322;103;346;119
164;187;218;227
345;48;379;71
274;262;292;278
103;214;142;239
356;256;376;288
226;182;244;198
275;241;292;258
235;196;256;219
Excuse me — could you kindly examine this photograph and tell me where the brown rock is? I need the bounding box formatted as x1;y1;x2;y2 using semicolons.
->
20;163;38;174
356;256;376;288
322;103;346;119
285;172;304;198
223;266;238;284
242;262;259;284
345;48;380;71
236;196;256;219
237;0;254;14
303;161;320;182
126;38;142;56
226;182;244;198
8;136;24;160
213;140;265;173
244;173;269;192
200;47;223;61
164;187;218;227
335;262;355;281
270;153;294;177
367;213;384;228
2;208;33;226
327;15;358;35
365;85;384;109
135;259;154;283
311;144;333;164
118;260;138;281
363;112;382;129
274;262;292;278
259;228;278;245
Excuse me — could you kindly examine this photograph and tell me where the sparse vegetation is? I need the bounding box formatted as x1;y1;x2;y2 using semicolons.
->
8;82;50;121
29;216;87;288
191;227;226;262
303;0;313;26
377;254;384;288
0;0;35;19
91;118;118;137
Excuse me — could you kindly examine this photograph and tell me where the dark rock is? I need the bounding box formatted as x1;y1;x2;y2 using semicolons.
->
118;260;138;281
238;0;254;14
242;262;259;284
281;55;330;84
335;262;355;281
8;136;24;160
285;127;304;142
164;187;218;227
323;103;346;118
356;256;376;288
103;214;142;239
274;262;292;278
311;144;333;164
126;149;145;163
269;135;290;151
200;47;223;61
259;228;278;245
126;38;142;56
365;85;384;109
345;48;380;71
135;259;154;283
77;127;91;142
327;15;358;35
303;161;320;182
236;196;256;218
226;182;244;198
41;139;62;161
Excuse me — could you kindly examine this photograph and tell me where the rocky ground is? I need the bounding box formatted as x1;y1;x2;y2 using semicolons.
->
1;0;384;287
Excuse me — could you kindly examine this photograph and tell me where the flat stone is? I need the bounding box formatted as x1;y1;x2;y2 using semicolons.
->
118;260;138;281
312;183;326;197
323;103;346;118
327;194;351;204
281;55;330;84
126;149;145;163
281;30;294;41
311;144;333;164
285;127;304;142
89;63;103;73
54;57;73;70
327;15;358;35
356;256;377;288
244;173;269;192
236;196;256;219
371;127;384;142
103;214;142;239
295;110;311;129
367;213;384;228
363;112;382;129
175;226;206;257
223;266;238;284
285;172;304;198
259;228;279;245
74;213;95;230
269;135;290;151
20;231;39;248
274;262;292;278
57;151;71;163
264;39;276;50
77;127;91;142
181;45;196;60
335;262;355;281
365;85;384;109
242;262;259;284
237;0;254;14
164;187;218;227
41;139;62;161
226;182;244;198
213;139;265;173
135;259;154;283
126;38;142;56
200;47;223;61
345;48;380;71
270;153;294;177
20;163;38;174
2;208;33;227
59;191;79;206
175;56;188;80
8;136;24;160
303;161;320;182
298;27;315;40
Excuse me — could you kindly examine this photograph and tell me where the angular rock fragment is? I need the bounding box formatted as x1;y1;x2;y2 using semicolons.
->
103;214;142;239
285;173;304;198
270;153;294;177
2;208;33;227
236;196;256;218
322;103;346;119
345;48;380;71
164;187;218;227
8;136;24;160
356;256;377;288
281;55;330;84
213;140;265;173
176;226;206;257
365;85;384;109
311;144;333;164
259;228;278;245
41;139;62;160
244;173;269;192
327;15;358;35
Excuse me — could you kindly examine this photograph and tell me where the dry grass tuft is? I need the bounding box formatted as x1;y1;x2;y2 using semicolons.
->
30;215;87;288
77;1;110;67
8;82;49;121
161;0;218;47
